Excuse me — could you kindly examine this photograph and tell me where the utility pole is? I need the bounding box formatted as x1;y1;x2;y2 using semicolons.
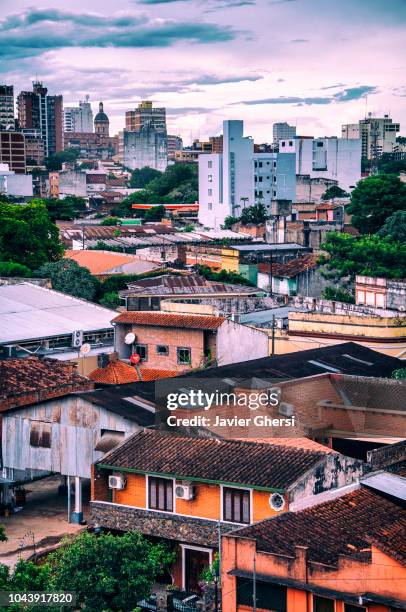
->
253;554;257;612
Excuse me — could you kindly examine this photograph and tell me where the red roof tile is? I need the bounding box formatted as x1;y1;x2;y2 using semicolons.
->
112;311;226;330
232;486;406;567
97;429;327;490
0;357;93;411
89;360;178;385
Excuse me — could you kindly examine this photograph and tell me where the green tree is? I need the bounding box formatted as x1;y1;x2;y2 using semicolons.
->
0;526;6;542
100;216;120;226
377;210;406;243
347;174;406;234
0;201;63;270
44;149;80;172
0;261;32;277
99;291;121;310
49;531;175;612
196;265;255;286
322;286;355;303
45;196;87;222
35;259;99;302
144;205;165;221
130;167;162;188
391;368;406;379
321;185;349;200
319;232;406;281
222;216;239;230
240;203;267;225
377;154;406;175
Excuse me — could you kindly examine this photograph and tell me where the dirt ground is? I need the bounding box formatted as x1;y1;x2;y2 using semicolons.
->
0;475;90;566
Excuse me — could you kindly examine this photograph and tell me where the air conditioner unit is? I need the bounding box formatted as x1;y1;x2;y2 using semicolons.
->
269;492;285;511
72;330;84;348
278;402;294;417
175;483;195;501
108;474;126;490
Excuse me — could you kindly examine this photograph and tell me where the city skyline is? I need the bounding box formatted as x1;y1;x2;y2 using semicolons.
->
0;0;405;142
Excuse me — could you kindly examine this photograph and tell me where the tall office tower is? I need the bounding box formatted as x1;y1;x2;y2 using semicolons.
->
0;85;15;130
94;102;110;136
272;122;296;144
0;131;26;173
125;100;166;133
167;134;183;160
342;114;400;159
17;82;63;157
64;96;94;133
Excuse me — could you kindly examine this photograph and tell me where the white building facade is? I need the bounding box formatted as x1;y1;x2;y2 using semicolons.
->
342;114;400;159
280;136;362;193
64;97;94;133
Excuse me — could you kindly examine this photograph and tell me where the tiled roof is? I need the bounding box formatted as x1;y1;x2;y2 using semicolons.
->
112;311;226;330
234;437;335;454
232;486;406;566
121;273;257;297
0;356;93;410
98;429;326;490
64;250;159;276
257;254;319;278
89;360;178;385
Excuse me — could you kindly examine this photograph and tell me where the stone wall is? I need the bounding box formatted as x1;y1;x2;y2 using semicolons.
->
90;501;237;547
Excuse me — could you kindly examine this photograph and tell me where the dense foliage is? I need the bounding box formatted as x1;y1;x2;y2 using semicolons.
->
45;196;87;221
196;265;256;287
35;259;100;302
347;174;406;234
377;210;406;243
130;166;162;188
239;203;267;225
0;201;63;270
44;149;80;172
0;261;32;277
321;185;349;200
322;286;355;303
319;232;406;281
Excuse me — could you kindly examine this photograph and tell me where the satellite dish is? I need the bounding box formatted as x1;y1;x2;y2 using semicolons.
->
79;343;91;356
124;332;136;345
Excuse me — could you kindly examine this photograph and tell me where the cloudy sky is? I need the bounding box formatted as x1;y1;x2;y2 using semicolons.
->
0;0;405;143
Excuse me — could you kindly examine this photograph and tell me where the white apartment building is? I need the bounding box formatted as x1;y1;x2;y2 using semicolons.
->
64;97;94;133
198;120;254;228
273;122;296;144
199;120;297;228
280;136;361;193
0;163;33;197
342;114;400;159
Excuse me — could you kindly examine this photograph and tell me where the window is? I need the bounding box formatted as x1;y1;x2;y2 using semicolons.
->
29;422;52;448
134;344;147;362
344;606;366;612
208;160;212;168
208;188;212;196
273;190;277;197
259;161;263;168
317;141;324;147
281;141;285;147
259;176;263;182
223;487;250;523
289;140;293;146
207;174;213;182
273;161;277;168
273;176;277;182
177;347;191;365
148;476;173;512
208;203;212;211
236;578;286;611
156;345;169;355
313;596;335;612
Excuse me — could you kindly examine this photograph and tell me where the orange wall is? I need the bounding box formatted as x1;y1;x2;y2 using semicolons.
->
176;483;220;520
113;473;146;507
253;490;287;522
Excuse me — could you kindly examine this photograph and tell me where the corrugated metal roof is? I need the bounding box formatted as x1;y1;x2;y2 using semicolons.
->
0;283;114;344
361;472;406;502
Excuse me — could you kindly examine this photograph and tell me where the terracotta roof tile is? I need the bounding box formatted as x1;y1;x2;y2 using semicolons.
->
98;429;327;489
234;437;335;453
112;311;226;330
64;250;158;276
257;254;319;278
0;357;93;411
89;360;178;385
232;487;406;567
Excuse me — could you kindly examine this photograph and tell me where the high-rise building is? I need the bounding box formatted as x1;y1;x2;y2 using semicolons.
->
280;136;361;192
342;114;400;159
0;85;15;130
0;131;26;173
64;96;94;133
198;120;254;228
94;102;110;136
125;100;166;133
209;135;223;153
167;134;183;160
17;82;63;157
273;122;296;144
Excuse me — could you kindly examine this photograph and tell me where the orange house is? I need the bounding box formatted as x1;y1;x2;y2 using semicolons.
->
90;430;363;594
222;473;406;612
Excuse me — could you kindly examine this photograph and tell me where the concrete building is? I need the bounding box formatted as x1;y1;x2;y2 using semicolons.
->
0;85;15;130
273;121;296;144
0;131;26;173
167;134;183;160
121;128;167;172
355;276;406;311
254;151;296;210
280;136;361;193
17;81;63;157
21;128;45;166
64;96;93;133
49;170;87;198
0;163;32;196
199;120;254;228
125;100;166;133
94;102;109;136
342;114;400;159
64;131;117;160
